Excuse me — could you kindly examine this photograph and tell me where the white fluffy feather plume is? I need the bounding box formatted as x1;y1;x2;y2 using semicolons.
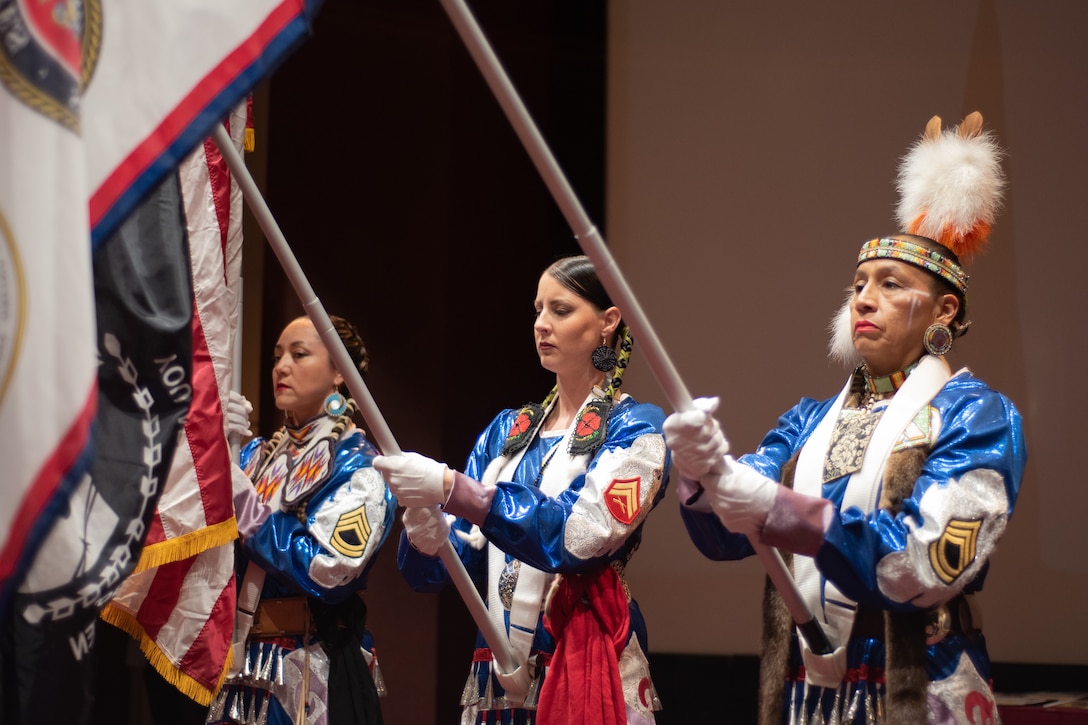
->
828;291;862;368
895;113;1006;260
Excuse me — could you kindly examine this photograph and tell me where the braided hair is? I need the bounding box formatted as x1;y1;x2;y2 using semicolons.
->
329;314;369;393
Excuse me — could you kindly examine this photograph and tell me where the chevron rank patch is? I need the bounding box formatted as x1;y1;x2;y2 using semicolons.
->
604;477;641;525
929;518;982;584
330;505;372;558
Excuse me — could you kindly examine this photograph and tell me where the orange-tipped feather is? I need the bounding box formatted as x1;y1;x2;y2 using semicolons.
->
896;113;1005;262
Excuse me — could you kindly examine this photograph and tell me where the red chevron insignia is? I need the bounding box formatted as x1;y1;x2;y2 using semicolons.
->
604;477;641;525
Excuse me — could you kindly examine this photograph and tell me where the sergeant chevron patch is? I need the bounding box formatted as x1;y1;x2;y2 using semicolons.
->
331;505;371;558
604;477;641;525
929;518;982;584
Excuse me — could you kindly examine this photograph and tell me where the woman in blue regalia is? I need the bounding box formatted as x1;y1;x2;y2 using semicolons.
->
375;255;671;725
664;113;1026;725
210;314;395;725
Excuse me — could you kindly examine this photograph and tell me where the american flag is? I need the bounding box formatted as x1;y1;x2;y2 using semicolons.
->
101;105;248;704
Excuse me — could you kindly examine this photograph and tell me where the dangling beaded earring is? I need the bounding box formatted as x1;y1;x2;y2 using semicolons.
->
570;326;635;456
324;390;348;416
591;335;618;372
923;323;954;356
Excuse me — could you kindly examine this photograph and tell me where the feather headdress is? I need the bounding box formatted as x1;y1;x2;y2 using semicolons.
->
895;111;1006;263
829;112;1006;366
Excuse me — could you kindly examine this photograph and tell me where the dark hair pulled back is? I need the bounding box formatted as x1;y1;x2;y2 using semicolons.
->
545;255;626;344
329;314;369;387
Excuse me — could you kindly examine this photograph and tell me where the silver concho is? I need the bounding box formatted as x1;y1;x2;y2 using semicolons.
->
498;559;521;610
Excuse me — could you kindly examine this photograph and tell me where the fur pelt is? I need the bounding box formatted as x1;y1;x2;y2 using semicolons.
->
758;391;931;724
757;454;799;725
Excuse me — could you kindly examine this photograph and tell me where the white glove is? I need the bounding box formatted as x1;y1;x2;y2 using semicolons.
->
402;506;453;557
709;456;779;536
225;390;253;442
372;452;450;507
663;396;730;480
454;524;487;551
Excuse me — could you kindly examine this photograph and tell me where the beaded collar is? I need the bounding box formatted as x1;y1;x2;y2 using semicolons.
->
285;416;326;445
862;361;918;396
268;400;357;456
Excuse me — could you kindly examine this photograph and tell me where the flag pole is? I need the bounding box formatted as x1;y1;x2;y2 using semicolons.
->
211;125;516;673
437;0;832;655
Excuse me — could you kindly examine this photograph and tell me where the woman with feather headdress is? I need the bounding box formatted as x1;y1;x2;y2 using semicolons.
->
665;113;1026;724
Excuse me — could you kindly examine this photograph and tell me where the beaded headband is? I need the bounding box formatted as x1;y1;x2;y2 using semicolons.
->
857;237;968;294
853;112;1005;298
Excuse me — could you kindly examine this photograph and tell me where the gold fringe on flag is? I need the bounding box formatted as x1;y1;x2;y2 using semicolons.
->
131;516;239;573
99;602;233;706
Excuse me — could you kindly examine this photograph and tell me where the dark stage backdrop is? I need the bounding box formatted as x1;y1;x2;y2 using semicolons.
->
252;2;605;722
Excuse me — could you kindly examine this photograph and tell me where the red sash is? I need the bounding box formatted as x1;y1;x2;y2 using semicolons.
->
538;566;629;725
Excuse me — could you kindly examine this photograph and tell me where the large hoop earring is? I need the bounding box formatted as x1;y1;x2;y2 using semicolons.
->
324;391;348;416
923;323;954;356
591;336;618;372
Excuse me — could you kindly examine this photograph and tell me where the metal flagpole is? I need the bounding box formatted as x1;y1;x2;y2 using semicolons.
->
211;125;517;673
437;0;833;655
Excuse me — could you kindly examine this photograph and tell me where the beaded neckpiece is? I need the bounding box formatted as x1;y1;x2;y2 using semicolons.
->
857;361;920;412
862;361;918;396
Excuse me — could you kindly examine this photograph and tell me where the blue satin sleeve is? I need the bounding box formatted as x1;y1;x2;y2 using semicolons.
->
396;414;513;593
679;507;755;560
244;432;396;604
238;436;264;473
399;399;670;587
480;398;669;573
397;511;492;593
815;378;1026;611
680;396;833;561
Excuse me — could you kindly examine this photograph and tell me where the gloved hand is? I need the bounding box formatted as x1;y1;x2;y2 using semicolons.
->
454;524;487;551
402;506;453;557
225;390;253;442
663;396;730;481
708;456;779;536
372;452;450;507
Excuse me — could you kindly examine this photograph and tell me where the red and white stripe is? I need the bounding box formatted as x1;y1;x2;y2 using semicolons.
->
103;105;247;704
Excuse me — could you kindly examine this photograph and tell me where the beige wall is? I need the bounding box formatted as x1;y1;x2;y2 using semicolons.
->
608;0;1087;664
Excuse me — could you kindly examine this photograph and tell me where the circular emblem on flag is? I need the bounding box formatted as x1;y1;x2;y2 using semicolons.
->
0;207;25;410
0;0;103;131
